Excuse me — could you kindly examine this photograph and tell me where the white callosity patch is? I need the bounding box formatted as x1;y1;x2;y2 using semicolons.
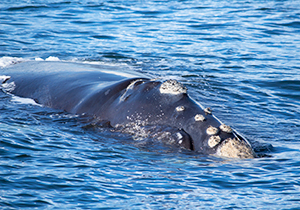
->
159;79;187;95
206;126;219;135
194;114;206;122
176;106;185;112
204;107;212;115
208;135;221;148
220;124;233;133
217;138;256;159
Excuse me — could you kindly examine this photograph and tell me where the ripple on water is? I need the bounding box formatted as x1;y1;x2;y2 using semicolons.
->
1;0;300;209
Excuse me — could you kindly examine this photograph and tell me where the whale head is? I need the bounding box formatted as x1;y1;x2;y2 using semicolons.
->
116;78;256;159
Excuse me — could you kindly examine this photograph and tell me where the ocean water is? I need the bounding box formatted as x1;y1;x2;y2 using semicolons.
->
1;0;300;209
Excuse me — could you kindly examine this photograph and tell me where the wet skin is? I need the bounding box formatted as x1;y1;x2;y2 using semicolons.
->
1;61;256;158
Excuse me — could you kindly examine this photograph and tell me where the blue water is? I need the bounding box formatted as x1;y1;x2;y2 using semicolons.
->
1;0;300;209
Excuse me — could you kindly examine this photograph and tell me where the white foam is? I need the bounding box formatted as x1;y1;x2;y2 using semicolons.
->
0;56;25;68
0;75;11;83
11;95;41;106
1;81;16;92
45;56;60;61
0;56;63;67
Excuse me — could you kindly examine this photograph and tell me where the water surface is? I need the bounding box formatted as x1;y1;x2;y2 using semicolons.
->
1;0;300;209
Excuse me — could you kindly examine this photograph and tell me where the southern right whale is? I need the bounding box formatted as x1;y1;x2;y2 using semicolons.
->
1;61;256;158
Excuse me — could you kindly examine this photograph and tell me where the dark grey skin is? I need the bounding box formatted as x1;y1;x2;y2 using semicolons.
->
1;61;256;158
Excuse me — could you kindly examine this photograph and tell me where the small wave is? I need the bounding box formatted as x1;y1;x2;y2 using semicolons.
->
5;5;49;12
34;56;61;61
91;35;116;40
11;96;41;106
0;56;62;68
280;21;300;29
0;56;136;68
45;56;60;61
0;57;25;68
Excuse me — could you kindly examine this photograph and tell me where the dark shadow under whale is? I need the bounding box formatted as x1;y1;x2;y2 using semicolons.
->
1;61;256;158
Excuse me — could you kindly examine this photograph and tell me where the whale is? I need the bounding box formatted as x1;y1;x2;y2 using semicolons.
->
1;61;256;158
